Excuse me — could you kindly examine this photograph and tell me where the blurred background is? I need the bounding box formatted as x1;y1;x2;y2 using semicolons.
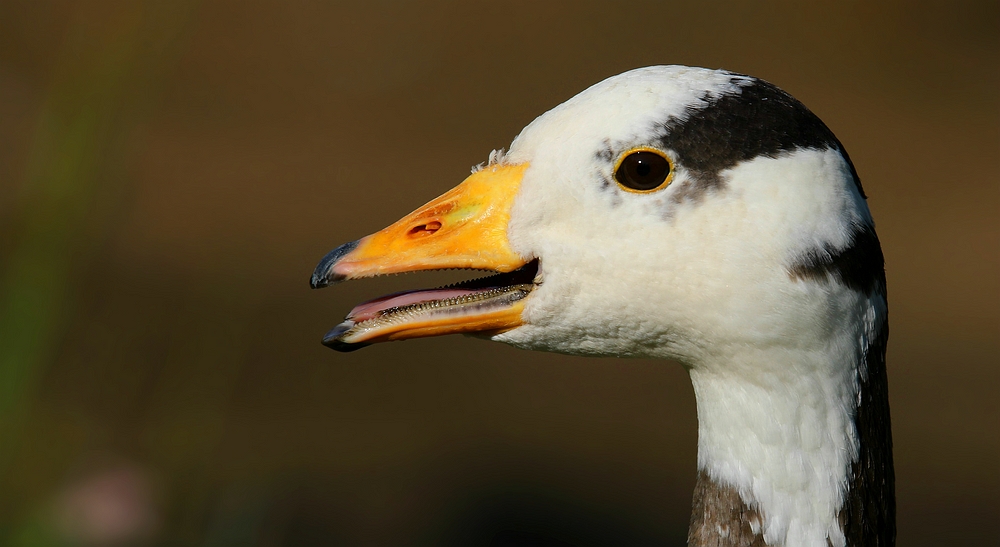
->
0;1;997;545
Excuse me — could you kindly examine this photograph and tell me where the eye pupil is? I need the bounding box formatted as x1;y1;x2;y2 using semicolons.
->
614;150;671;191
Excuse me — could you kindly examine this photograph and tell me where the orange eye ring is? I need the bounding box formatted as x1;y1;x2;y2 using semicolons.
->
613;147;674;193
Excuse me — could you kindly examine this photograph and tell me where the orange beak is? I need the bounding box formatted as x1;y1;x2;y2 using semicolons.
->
310;163;534;351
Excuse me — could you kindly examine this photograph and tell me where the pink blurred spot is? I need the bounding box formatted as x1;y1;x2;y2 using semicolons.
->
54;465;159;545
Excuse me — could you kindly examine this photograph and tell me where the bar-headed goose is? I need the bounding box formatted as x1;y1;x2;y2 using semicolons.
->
310;66;893;547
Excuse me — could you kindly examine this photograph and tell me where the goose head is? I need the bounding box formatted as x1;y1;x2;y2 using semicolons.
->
310;66;893;547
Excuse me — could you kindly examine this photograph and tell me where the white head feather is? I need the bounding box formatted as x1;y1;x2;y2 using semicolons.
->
488;66;883;547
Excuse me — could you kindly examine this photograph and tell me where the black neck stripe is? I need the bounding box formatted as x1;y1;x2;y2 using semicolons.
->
842;311;895;546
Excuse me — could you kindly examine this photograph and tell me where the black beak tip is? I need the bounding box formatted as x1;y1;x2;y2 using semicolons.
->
310;239;360;289
322;323;369;352
323;339;371;352
310;271;344;289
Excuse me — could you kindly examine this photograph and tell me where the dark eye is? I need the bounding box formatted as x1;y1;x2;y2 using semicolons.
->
614;150;672;192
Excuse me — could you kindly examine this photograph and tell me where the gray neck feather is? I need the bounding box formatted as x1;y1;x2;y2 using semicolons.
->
687;471;768;547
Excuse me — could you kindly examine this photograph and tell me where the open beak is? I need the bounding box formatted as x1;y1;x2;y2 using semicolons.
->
310;163;535;351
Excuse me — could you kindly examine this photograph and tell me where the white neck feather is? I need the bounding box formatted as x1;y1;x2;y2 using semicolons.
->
688;325;865;547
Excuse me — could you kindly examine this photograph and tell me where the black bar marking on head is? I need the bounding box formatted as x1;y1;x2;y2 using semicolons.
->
657;77;867;203
789;223;885;296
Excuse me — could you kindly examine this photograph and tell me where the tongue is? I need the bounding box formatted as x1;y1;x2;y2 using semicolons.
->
347;289;481;322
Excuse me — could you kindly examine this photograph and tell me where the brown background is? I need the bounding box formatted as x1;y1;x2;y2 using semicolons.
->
0;1;997;546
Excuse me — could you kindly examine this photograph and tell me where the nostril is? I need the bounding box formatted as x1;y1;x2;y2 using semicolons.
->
408;220;442;236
